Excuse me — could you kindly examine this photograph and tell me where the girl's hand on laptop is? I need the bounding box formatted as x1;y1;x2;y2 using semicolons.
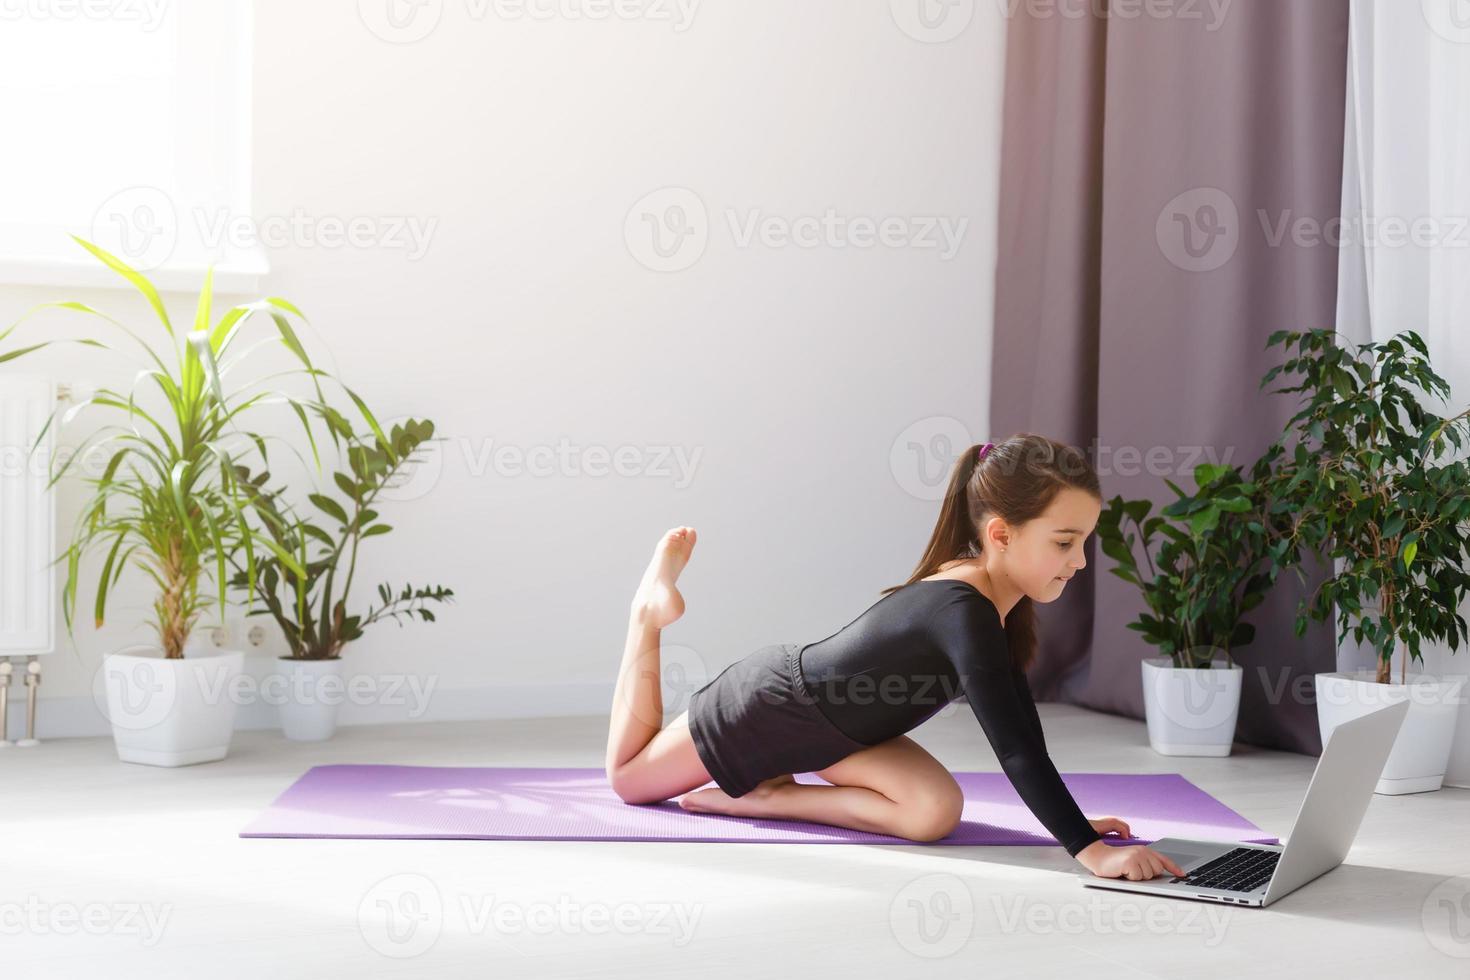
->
1076;839;1188;881
1087;816;1132;839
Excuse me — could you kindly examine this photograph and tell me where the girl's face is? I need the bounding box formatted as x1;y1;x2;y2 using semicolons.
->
983;487;1101;603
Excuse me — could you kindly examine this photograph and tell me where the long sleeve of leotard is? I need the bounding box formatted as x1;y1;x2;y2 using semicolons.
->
1012;667;1048;752
936;598;1102;858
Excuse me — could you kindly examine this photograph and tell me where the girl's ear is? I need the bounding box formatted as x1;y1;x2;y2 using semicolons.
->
983;516;1011;552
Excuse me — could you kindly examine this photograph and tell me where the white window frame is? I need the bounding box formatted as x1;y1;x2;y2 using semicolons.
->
0;0;265;294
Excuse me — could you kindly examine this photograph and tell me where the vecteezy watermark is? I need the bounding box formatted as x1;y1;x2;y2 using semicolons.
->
1156;187;1241;273
90;652;441;731
1093;442;1238;478
1257;210;1470;251
988;893;1234;942
91;187;438;270
0;0;170;30
357;0;700;44
459;438;703;490
623;187;708;272
892;0;1234;43
1145;650;1243;734
887;418;1243;502
889;873;975;958
726;209;968;260
890;417;975;502
624;187;969;272
357;873;704;958
1422;873;1470;959
0;898;173;947
1253;665;1468;711
890;0;976;43
615;640;712;730
993;0;1233;30
1158;186;1470;273
1421;0;1470;45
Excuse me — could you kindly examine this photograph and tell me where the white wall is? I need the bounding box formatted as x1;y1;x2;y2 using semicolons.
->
0;0;1008;737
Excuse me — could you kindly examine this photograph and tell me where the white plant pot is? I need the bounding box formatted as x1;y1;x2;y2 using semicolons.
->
277;656;346;741
1314;670;1466;795
1141;656;1243;757
99;646;245;767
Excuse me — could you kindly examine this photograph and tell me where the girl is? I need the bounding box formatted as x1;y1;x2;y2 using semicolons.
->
605;433;1187;883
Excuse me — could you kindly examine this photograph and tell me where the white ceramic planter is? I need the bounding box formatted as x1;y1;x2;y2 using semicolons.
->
99;646;245;767
1314;670;1466;794
1141;656;1244;756
277;656;346;741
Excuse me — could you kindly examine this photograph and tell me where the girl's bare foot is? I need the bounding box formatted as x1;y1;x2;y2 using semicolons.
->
679;774;796;815
632;527;697;630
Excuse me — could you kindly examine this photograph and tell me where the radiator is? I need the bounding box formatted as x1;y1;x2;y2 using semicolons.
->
0;375;55;658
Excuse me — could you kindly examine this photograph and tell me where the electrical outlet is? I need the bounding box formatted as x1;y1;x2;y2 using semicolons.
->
225;615;277;656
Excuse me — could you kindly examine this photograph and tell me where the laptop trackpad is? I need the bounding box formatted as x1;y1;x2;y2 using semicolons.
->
1152;844;1218;869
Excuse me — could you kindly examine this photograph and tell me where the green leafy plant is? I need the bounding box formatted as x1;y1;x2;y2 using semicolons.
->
1258;328;1470;685
5;236;328;658
225;414;455;660
1097;461;1283;668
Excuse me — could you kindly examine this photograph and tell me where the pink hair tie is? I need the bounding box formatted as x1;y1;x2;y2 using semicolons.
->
976;442;994;462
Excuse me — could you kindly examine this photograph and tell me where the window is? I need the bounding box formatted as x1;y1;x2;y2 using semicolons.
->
0;0;262;292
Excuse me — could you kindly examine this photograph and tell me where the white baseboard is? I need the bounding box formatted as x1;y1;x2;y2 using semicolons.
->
0;681;617;743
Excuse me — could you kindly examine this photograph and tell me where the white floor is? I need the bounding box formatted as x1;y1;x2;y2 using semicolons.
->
4;703;1469;978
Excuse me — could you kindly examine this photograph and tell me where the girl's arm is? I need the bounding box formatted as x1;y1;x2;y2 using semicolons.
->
936;597;1103;859
1011;666;1048;751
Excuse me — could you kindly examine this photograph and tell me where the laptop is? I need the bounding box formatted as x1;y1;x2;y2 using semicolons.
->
1079;698;1410;908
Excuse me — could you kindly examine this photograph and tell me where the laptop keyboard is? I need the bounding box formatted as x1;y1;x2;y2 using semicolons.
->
1173;846;1279;892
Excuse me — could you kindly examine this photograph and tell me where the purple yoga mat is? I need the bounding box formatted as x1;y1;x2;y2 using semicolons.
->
239;765;1280;846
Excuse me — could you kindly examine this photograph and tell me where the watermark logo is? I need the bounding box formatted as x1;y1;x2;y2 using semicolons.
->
92;186;179;272
358;873;444;958
891;0;974;42
359;0;699;42
1422;873;1470;958
1146;651;1242;733
90;651;442;731
0;898;173;946
1258;210;1470;250
1156;187;1240;273
376;415;448;504
472;0;700;30
990;894;1233;941
993;0;1233;31
91;646;180;731
90;187;438;270
625;188;969;271
889;872;974;957
726;209;968;260
887;421;1242;501
624;187;708;272
890;416;974;502
616;641;711;729
358;0;445;43
356;875;703;956
1422;0;1470;44
0;0;170;29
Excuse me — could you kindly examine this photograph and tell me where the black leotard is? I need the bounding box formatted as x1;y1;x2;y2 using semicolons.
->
795;579;1103;858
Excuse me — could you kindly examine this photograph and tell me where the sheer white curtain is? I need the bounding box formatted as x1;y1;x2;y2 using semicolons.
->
1336;0;1470;784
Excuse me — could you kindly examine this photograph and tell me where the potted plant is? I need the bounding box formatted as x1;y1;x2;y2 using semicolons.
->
226;413;454;741
1098;461;1281;756
1259;328;1470;794
9;236;322;766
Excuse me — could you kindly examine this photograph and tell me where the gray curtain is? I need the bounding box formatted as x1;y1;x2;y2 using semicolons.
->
990;0;1351;755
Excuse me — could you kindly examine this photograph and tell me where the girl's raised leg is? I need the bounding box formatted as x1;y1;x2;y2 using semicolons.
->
605;527;708;801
